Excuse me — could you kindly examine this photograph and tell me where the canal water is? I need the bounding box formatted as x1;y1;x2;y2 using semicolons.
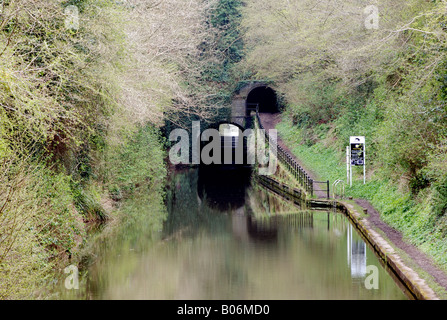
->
54;168;409;300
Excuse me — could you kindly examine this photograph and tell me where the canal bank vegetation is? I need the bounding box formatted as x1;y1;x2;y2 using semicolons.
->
240;0;447;271
0;0;230;299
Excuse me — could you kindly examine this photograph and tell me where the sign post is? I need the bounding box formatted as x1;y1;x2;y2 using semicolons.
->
349;136;366;186
346;146;352;186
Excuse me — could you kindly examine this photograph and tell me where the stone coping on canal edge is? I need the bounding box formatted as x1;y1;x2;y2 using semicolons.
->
328;199;440;300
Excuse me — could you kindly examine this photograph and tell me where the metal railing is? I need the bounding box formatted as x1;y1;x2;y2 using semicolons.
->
255;108;318;197
314;180;330;199
257;175;305;207
332;179;346;199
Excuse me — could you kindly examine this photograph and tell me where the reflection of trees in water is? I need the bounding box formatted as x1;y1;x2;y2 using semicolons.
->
246;215;278;242
247;185;302;217
66;169;406;300
164;169;201;235
246;213;316;244
78;186;168;299
163;168;253;237
173;236;251;299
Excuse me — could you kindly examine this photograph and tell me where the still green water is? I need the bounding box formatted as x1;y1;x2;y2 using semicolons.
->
56;168;409;300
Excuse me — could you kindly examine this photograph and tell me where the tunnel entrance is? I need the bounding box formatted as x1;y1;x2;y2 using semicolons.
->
246;86;279;115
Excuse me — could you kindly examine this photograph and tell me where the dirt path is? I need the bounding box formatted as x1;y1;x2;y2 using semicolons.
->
258;111;447;297
357;199;447;295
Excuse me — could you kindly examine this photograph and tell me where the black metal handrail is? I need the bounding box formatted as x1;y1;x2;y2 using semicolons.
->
313;180;330;199
255;108;328;198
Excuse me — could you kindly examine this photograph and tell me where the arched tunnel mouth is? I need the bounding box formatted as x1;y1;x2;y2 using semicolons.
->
246;86;279;115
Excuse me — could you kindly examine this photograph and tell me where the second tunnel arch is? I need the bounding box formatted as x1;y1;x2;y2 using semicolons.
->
246;86;279;115
231;82;281;127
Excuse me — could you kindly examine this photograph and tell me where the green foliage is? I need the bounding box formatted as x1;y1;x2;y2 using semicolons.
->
210;0;244;65
163;0;249;132
198;0;247;115
285;75;341;129
432;175;447;217
0;158;86;299
242;0;447;200
0;0;189;299
104;124;167;198
71;180;107;222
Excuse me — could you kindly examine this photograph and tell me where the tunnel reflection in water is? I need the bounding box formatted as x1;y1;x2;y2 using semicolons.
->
197;166;251;211
197;166;279;243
